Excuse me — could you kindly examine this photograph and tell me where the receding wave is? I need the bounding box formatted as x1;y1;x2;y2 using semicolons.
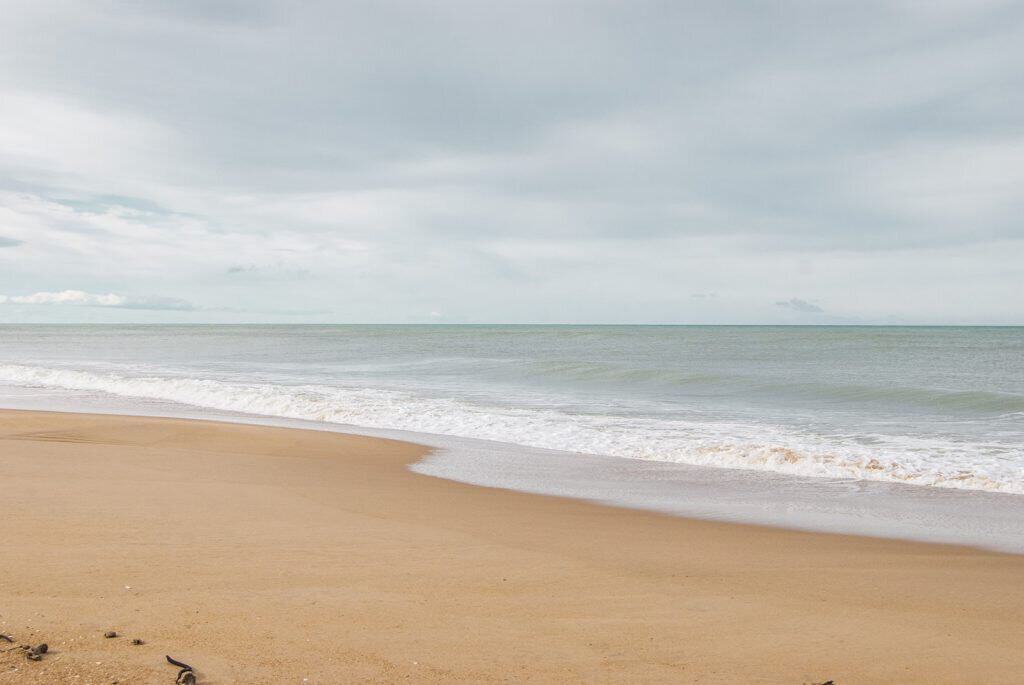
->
408;358;1024;413
749;380;1024;414
1;363;1021;495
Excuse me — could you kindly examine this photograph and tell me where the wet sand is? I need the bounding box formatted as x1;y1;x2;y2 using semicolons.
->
1;409;1022;683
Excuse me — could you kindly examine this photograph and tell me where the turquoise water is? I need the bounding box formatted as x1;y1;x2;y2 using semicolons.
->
0;325;1022;494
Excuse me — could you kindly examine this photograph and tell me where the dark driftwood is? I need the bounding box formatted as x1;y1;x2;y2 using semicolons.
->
167;654;196;684
166;655;193;670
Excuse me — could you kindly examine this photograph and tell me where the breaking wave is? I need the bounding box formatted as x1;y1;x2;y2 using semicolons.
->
0;363;1021;495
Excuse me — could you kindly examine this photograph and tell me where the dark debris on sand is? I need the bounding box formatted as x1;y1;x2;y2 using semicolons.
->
23;643;48;661
5;628;200;682
167;654;197;684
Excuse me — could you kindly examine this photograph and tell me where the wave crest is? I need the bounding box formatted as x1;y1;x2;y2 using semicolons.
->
0;363;1021;495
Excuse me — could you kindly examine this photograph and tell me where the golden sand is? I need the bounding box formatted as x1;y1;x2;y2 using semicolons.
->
1;410;1022;683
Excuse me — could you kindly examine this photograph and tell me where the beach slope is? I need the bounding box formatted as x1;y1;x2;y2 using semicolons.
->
1;410;1022;683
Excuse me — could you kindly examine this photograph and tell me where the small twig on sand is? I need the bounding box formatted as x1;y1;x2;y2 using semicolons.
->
166;655;193;670
0;634;13;643
167;654;197;684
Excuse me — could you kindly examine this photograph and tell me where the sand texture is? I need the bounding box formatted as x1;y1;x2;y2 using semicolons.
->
2;410;1023;683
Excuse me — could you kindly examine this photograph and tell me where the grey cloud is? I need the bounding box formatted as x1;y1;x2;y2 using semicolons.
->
0;237;23;247
52;194;181;217
776;298;824;314
5;2;1022;246
0;2;1022;323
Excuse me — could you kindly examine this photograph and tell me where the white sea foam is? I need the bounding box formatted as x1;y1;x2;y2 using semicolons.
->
1;363;1022;495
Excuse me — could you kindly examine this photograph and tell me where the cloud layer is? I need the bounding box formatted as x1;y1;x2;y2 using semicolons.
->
0;1;1022;323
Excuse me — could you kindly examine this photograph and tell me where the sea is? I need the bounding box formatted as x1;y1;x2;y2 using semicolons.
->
1;325;1022;550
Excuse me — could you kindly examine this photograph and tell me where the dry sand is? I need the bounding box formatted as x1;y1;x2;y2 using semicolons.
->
1;409;1022;684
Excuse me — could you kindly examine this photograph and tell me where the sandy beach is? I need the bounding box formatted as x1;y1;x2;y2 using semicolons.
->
1;409;1022;684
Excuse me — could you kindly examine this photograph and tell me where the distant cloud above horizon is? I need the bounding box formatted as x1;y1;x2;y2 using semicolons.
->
0;1;1022;324
776;298;824;314
0;290;197;311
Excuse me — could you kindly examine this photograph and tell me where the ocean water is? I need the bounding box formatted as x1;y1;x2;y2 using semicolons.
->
1;325;1023;549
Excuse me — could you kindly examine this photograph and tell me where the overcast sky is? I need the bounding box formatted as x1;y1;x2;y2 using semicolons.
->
1;0;1022;324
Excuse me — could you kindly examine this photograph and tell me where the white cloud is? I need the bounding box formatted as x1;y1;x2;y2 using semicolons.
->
850;137;1024;230
0;91;177;200
0;290;195;310
1;290;125;306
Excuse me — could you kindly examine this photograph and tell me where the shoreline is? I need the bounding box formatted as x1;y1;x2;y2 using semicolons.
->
2;409;1023;683
6;391;1024;553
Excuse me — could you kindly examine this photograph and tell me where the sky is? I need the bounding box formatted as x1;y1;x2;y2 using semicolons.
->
0;0;1022;324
